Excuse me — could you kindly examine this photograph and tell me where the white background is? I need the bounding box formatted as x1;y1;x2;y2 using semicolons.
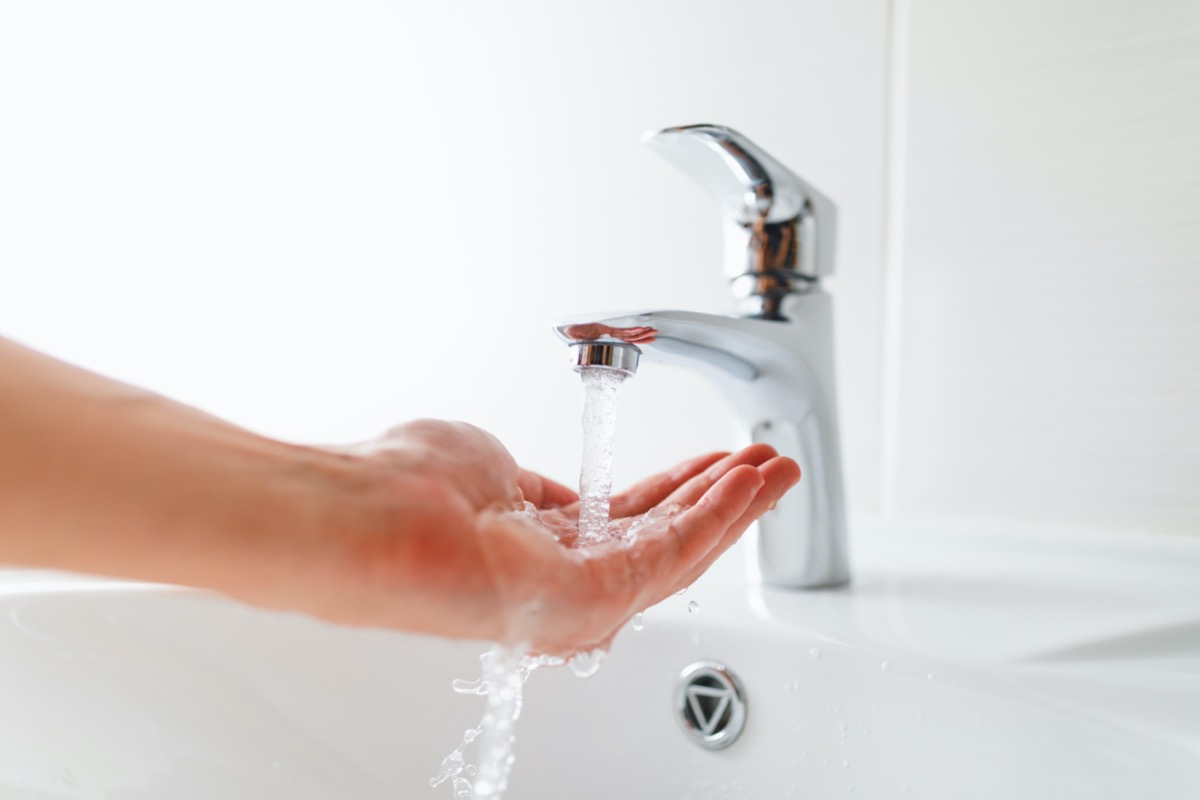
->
2;1;1196;536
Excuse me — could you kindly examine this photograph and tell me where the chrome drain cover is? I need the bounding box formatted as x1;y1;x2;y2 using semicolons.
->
675;661;747;750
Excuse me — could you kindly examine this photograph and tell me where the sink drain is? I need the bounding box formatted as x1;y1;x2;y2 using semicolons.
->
675;661;747;750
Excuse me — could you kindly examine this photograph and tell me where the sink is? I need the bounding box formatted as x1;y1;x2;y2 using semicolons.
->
0;521;1197;799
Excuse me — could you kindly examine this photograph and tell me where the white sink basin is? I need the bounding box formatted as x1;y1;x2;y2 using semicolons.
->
0;521;1197;799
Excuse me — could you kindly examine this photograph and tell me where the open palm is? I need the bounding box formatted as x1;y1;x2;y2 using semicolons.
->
328;420;799;655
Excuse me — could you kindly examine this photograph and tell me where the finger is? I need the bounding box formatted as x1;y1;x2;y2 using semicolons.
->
659;443;779;510
624;465;764;610
518;470;579;509
607;451;729;519
666;456;801;597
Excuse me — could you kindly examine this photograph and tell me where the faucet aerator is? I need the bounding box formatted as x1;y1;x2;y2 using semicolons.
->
569;341;641;376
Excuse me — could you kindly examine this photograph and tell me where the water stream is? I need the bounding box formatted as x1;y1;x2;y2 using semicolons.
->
431;366;645;799
576;367;628;543
430;649;562;799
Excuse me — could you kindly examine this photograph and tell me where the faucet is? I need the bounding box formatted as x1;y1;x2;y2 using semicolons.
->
556;124;849;590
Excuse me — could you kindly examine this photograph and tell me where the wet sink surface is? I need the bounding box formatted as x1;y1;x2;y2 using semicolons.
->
0;520;1197;799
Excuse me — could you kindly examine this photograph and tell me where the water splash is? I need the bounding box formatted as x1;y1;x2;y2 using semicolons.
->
567;648;606;678
506;497;681;550
495;366;678;552
432;649;563;799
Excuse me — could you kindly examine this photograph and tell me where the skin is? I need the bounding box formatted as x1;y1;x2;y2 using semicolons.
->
0;336;799;655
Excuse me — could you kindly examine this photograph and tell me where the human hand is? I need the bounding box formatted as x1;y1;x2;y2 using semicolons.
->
0;339;796;657
309;420;799;656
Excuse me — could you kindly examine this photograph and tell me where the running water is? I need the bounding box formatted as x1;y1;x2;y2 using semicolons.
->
576;367;628;543
430;649;563;799
432;364;670;800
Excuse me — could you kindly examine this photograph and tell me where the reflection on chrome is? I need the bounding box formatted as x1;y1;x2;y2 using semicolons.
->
561;323;658;345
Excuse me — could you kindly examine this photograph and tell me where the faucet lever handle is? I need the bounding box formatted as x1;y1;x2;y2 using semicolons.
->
646;124;837;317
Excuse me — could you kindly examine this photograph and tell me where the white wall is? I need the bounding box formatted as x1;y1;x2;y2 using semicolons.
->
891;0;1200;535
0;2;891;510
9;2;1190;540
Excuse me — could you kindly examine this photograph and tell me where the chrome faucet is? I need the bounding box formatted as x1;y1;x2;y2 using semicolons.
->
556;124;848;589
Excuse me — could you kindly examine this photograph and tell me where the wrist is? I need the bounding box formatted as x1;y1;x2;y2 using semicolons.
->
191;438;375;609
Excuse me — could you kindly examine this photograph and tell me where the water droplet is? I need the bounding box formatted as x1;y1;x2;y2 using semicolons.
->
675;586;687;596
926;672;936;681
270;761;281;771
630;612;645;631
465;765;477;777
880;661;890;672
568;648;606;678
842;759;850;769
690;631;702;646
838;721;847;734
687;600;700;613
808;647;822;660
452;677;488;696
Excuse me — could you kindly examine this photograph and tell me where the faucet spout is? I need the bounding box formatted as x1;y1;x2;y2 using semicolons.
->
555;123;848;590
556;295;850;590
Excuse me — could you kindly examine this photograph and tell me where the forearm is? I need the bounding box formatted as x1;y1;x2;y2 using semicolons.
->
0;337;358;595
